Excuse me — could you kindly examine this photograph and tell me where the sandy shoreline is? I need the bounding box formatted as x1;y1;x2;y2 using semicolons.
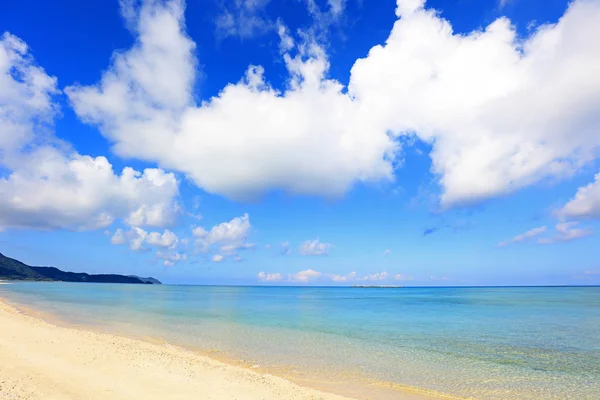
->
0;298;439;400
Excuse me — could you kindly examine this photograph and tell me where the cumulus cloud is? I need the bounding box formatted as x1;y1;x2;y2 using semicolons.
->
0;151;180;230
498;226;547;247
362;272;389;281
110;229;127;245
202;213;251;245
66;0;396;202
146;229;178;248
328;271;357;282
298;239;332;256
559;172;600;219
537;222;592;244
65;0;600;208
350;0;600;206
257;269;322;283
125;227;148;251
257;271;283;282
111;227;180;254
289;269;322;282
260;269;392;284
0;32;57;152
191;214;253;262
0;32;180;231
156;250;187;266
193;213;252;254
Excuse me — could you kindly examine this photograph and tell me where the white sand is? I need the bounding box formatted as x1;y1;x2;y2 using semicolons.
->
0;299;437;400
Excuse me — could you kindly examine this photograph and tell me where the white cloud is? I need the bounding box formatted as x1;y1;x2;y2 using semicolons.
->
110;229;127;245
0;32;57;153
298;239;332;256
498;226;547;247
190;214;253;262
66;0;600;208
276;23;294;53
146;229;178;248
361;272;389;281
66;0;396;202
126;227;148;251
328;271;357;282
216;0;273;39
304;0;347;30
537;222;592;244
329;271;390;282
258;269;323;283
205;213;251;245
0;32;180;231
349;0;600;206
289;269;322;282
192;226;208;237
257;271;283;282
327;0;346;16
261;269;392;284
212;254;224;262
0;151;180;230
193;214;252;255
220;242;255;255
559;172;600;219
156;250;187;266
111;227;181;255
383;249;391;256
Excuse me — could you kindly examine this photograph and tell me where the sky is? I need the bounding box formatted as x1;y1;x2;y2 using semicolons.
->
0;0;599;286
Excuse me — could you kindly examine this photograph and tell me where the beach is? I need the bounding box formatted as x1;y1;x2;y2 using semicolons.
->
1;283;599;400
0;299;351;400
0;298;435;400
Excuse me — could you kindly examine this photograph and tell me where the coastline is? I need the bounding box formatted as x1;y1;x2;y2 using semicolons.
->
0;297;444;400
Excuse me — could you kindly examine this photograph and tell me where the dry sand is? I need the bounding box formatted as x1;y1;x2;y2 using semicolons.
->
0;299;436;400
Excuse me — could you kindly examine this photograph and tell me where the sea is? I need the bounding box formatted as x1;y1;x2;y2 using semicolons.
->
1;283;599;399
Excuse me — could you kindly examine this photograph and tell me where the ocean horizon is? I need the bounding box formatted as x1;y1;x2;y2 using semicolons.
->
2;282;599;399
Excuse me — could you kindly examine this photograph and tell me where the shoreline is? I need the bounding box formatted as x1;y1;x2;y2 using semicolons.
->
0;297;450;400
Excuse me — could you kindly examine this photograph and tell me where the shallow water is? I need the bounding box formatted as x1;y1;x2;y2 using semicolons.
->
2;283;599;399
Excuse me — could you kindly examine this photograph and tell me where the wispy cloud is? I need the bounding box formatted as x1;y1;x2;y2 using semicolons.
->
215;0;273;39
298;239;332;256
499;222;592;247
498;226;547;247
537;222;592;244
280;241;291;255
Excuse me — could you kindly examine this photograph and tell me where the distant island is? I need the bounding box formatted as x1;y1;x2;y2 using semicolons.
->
0;252;161;284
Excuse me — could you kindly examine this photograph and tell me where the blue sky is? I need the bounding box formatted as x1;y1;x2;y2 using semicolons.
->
1;0;599;285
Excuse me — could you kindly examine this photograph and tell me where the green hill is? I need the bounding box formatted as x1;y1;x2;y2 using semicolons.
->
0;252;161;284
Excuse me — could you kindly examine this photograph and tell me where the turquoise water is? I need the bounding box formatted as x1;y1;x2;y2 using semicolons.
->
1;283;599;399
